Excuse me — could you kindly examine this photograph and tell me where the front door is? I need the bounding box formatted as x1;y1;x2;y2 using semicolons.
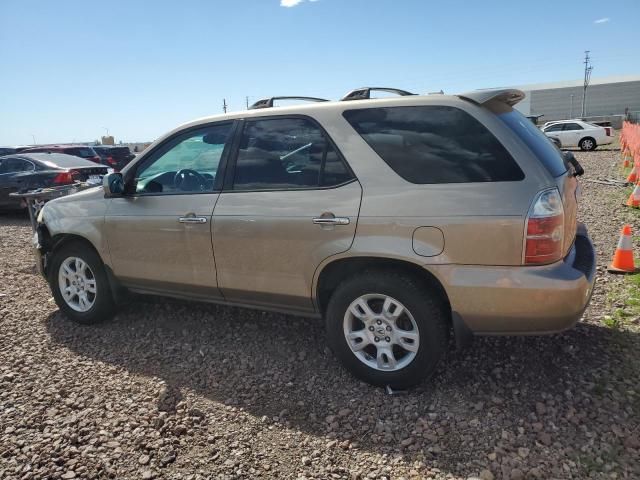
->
104;122;234;298
212;116;362;312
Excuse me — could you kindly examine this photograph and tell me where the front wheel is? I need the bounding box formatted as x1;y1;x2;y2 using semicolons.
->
325;271;448;388
49;242;116;324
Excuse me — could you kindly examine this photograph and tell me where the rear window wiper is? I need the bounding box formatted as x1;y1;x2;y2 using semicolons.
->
562;151;584;177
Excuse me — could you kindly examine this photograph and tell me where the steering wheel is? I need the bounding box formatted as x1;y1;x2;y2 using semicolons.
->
173;169;207;191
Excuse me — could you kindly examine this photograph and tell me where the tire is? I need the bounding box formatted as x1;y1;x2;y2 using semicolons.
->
49;241;116;324
579;137;596;151
325;271;448;388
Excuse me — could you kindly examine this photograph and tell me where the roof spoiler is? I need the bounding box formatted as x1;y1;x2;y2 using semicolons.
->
457;88;525;107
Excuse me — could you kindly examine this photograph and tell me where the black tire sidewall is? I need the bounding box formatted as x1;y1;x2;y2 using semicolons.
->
49;242;114;325
326;272;447;388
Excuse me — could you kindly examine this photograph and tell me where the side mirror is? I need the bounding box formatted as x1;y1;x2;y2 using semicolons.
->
103;172;124;197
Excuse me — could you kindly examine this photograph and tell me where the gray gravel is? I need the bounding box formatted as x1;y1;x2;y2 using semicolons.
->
1;147;639;479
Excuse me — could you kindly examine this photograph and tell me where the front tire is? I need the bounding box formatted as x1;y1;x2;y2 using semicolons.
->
49;242;116;324
579;137;596;151
325;271;448;388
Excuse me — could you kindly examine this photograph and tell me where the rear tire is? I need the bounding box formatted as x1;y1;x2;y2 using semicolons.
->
49;242;116;325
579;137;596;151
325;271;448;388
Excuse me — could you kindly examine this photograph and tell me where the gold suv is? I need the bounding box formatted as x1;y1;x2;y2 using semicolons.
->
34;88;596;387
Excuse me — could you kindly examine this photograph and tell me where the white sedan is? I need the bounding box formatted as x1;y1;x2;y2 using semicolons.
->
541;120;614;151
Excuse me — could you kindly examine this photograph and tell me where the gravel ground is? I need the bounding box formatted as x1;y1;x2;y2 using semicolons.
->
1;147;639;480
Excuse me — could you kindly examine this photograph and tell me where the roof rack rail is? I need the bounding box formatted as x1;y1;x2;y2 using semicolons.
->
340;87;415;101
249;96;329;110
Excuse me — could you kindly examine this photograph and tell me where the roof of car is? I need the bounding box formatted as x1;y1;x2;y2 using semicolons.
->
9;153;101;168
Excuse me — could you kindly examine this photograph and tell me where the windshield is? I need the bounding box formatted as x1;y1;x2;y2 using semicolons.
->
498;109;567;177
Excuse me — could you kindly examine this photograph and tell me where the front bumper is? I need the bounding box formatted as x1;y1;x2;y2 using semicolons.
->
441;222;596;335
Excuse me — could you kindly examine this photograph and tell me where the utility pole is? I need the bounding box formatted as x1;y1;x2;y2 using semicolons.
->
246;96;249;109
581;51;593;118
223;98;227;113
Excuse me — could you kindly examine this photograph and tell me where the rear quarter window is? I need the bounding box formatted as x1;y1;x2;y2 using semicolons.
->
498;110;567;177
343;106;524;184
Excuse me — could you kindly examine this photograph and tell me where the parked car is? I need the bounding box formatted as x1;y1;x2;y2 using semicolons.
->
34;88;596;388
22;145;102;163
0;153;107;209
541;119;614;151
0;146;33;156
92;145;136;171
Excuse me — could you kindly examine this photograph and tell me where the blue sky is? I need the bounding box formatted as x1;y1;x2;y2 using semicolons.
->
1;0;638;145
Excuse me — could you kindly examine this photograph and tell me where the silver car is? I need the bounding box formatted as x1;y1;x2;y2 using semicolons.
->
33;88;596;387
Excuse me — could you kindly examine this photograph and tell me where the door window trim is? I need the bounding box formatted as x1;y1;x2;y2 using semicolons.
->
123;120;238;197
221;114;357;193
0;157;36;174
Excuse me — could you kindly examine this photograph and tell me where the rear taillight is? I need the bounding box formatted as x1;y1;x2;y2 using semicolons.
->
605;127;612;136
52;170;79;185
106;156;118;166
524;188;565;265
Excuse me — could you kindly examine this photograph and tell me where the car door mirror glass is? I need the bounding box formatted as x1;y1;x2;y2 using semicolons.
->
103;172;124;197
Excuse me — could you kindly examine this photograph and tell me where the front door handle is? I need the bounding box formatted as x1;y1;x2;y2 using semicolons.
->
178;216;207;224
312;216;350;226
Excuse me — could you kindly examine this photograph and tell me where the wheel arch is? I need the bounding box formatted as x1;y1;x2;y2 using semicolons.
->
315;256;451;318
579;136;597;150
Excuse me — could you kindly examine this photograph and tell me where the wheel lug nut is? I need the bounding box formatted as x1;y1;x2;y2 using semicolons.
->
385;337;391;342
368;326;374;331
376;319;382;325
386;326;391;331
374;337;380;342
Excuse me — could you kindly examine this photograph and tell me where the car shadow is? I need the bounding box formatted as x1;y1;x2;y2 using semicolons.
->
45;296;639;468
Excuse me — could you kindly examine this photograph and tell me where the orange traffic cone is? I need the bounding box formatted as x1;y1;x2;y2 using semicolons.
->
608;225;639;273
623;157;631;168
627;183;640;208
627;165;638;183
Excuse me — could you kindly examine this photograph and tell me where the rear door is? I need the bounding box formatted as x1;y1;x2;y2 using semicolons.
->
561;122;584;147
212;116;361;312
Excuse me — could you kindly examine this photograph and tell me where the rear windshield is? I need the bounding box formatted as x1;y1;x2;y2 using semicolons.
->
498;110;567;177
110;147;131;156
65;147;96;157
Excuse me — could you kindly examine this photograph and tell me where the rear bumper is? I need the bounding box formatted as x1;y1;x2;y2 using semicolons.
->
440;222;596;335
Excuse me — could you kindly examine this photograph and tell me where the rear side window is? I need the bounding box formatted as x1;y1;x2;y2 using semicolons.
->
233;117;353;190
498;110;567;177
343;106;524;184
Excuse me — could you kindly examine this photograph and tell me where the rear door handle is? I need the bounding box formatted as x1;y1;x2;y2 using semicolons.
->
178;216;207;224
312;216;350;226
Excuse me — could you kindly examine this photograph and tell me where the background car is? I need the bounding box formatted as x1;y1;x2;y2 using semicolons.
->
0;146;33;156
541;119;614;151
92;145;135;171
0;153;107;209
21;145;102;163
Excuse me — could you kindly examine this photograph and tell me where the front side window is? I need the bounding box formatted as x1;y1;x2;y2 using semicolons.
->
232;117;352;190
134;123;232;194
344;106;524;184
544;124;564;132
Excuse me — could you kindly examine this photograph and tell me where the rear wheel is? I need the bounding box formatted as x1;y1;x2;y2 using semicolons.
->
49;242;116;324
325;271;448;388
579;137;596;151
